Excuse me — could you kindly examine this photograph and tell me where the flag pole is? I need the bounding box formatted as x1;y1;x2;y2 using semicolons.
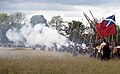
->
112;35;114;44
116;25;119;43
83;12;104;42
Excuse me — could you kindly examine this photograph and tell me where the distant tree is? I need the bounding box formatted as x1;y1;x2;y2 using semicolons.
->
49;15;65;31
0;12;25;44
30;15;47;27
0;13;10;43
116;25;120;43
66;21;85;43
49;15;68;36
9;12;25;30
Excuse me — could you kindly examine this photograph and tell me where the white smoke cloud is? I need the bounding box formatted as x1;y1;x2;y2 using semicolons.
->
6;17;68;47
6;28;25;43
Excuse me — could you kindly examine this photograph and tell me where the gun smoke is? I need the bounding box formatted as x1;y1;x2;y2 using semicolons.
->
6;15;68;48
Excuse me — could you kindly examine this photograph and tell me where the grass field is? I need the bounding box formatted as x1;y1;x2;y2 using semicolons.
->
0;47;120;74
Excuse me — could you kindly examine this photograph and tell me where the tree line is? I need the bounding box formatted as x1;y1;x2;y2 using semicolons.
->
0;12;120;45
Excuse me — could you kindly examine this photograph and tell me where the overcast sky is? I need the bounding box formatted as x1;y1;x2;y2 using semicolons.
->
0;0;120;25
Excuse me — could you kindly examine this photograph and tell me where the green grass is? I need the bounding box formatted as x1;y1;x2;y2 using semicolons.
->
0;48;120;74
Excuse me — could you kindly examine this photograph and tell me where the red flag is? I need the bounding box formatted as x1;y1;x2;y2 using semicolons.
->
96;15;116;39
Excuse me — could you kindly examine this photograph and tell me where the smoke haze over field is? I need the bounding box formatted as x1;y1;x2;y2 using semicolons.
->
6;16;68;47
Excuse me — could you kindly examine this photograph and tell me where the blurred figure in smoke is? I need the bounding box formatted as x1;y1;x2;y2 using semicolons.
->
40;45;46;51
72;43;79;56
95;43;101;59
81;43;87;54
53;43;58;51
